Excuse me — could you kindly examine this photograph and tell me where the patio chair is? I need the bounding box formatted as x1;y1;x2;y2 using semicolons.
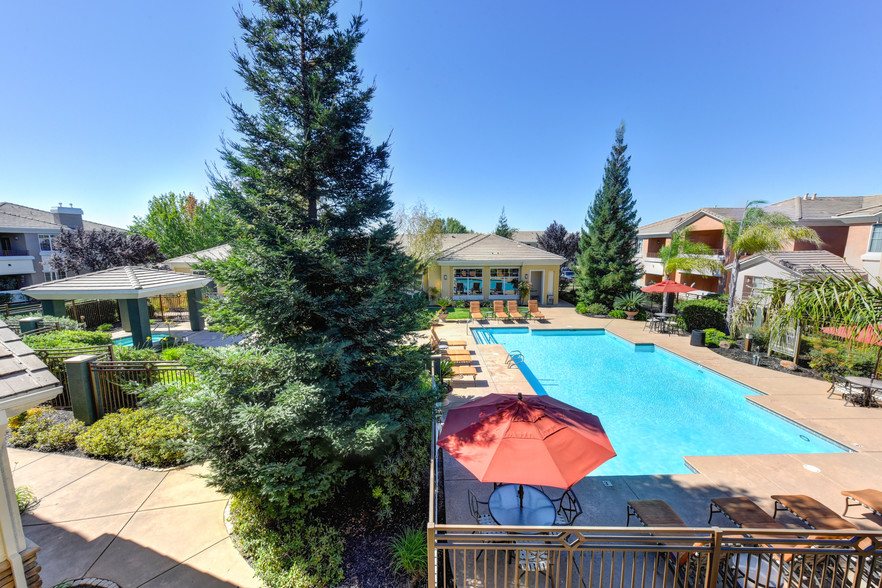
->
772;494;859;531
431;326;467;348
507;300;524;320
528;300;545;321
469;301;483;321
468;489;495;526
552;488;583;525
493;300;510;321
842;489;882;517
708;496;784;528
450;365;478;384
826;375;852;400
517;549;555;587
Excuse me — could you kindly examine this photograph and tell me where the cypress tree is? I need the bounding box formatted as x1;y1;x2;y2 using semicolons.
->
495;207;516;239
576;122;641;307
183;0;436;522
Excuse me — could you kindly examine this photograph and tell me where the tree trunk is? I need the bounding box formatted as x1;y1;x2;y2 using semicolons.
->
726;257;740;328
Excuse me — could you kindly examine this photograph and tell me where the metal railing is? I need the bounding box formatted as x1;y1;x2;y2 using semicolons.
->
89;361;195;416
429;432;882;587
34;345;114;409
0;249;30;257
66;299;119;329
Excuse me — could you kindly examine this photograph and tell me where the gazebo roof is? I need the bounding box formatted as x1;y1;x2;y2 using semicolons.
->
21;266;212;300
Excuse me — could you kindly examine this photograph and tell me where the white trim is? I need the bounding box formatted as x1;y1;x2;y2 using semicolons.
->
528;268;545;302
436;259;565;266
866;224;882;254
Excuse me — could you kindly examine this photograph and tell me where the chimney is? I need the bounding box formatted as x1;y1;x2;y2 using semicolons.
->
812;193;817;200
50;203;84;229
803;193;809;200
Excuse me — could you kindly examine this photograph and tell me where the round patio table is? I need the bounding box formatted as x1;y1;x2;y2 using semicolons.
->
488;484;556;526
845;376;882;407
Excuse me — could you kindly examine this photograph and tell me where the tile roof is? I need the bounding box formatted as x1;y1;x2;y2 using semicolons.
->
21;266;212;299
0;202;122;232
0;321;60;403
638;208;744;236
437;233;566;263
165;244;232;265
737;250;866;277
511;230;544;244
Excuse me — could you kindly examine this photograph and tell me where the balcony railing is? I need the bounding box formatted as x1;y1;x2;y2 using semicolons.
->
428;420;882;588
0;249;30;257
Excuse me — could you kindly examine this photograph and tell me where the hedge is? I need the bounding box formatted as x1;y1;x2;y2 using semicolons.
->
675;298;727;332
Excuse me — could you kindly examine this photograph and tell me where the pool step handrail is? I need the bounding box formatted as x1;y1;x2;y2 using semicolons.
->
505;350;524;368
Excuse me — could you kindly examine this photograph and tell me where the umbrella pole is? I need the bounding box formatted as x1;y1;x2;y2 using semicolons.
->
518;484;524;509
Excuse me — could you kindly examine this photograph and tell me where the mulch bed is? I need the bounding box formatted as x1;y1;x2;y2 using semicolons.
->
708;342;826;380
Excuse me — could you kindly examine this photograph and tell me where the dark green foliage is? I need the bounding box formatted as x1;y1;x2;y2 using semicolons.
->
614;291;646;311
22;330;111;349
494;207;516;239
743;326;769;349
675;298;727;332
112;346;158;361
75;408;188;467
230;494;344;587
804;336;878;378
586;303;609;315
576;123;641;308
389;527;428;582
8;407;85;451
609;309;627;319
704;328;734;347
439;217;471;233
130;192;240;258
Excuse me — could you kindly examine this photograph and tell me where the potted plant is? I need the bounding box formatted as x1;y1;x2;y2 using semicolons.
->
516;278;531;305
436;298;452;321
614;291;647;320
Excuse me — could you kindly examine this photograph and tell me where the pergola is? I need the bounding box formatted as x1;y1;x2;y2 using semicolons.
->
21;266;212;348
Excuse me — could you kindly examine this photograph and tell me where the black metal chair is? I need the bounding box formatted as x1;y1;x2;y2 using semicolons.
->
552;488;583;525
468;489;495;526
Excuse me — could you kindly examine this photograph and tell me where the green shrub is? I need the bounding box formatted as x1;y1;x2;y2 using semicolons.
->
613;291;646;311
113;345;158;361
15;486;37;514
15;313;80;331
22;330;111;350
389;527;427;582
676;298;727;332
76;408;187;467
743;326;770;349
704;328;734;347
159;344;196;361
609;309;627;319
586;303;609;315
575;302;589;314
96;323;114;331
231;494;344;588
8;407;87;451
33;421;85;451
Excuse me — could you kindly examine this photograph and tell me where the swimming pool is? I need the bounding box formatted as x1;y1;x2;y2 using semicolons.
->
471;328;845;476
112;336;152;347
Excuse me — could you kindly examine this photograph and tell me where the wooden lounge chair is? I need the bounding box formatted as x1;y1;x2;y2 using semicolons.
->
627;499;687;527
709;496;785;529
507;300;524;319
450;365;477;384
528;300;545;321
493;300;510;320
842;489;882;517
772;494;859;530
469;301;483;321
430;327;467;348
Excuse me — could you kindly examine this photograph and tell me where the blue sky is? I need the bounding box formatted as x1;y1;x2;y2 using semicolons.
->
2;1;880;233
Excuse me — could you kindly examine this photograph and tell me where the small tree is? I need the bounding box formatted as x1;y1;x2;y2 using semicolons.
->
537;221;579;265
130;191;239;258
48;228;164;275
494;207;516;239
439;217;471;233
575;122;641;308
395;201;442;272
657;227;723;312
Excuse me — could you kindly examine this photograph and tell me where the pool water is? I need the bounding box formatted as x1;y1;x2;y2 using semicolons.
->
471;328;845;476
112;336;151;347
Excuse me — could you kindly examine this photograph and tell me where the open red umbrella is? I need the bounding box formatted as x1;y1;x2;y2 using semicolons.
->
437;393;615;490
640;280;696;294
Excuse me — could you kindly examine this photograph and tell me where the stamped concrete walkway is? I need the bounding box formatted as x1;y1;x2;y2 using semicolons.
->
432;305;882;531
8;449;259;587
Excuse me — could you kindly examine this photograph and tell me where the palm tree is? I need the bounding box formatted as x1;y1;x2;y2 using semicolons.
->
656;227;724;312
723;201;822;324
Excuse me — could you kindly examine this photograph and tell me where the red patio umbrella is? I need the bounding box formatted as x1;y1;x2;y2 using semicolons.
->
437;393;616;490
640;280;696;294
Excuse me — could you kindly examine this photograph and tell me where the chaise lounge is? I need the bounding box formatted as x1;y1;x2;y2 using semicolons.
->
708;496;785;528
493;300;510;321
528;300;545;321
842;489;882;518
771;494;860;530
507;300;524;320
431;326;467;348
469;301;484;321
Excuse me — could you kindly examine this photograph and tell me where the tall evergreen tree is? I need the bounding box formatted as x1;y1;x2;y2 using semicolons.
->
576;122;641;307
495;207;516;239
172;0;436;525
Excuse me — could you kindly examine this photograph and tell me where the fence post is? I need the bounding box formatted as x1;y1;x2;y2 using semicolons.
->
63;355;102;424
18;317;42;334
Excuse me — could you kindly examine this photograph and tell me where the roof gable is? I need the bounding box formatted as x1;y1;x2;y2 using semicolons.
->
436;233;566;264
21;266;212;300
0;202;123;232
734;250;866;278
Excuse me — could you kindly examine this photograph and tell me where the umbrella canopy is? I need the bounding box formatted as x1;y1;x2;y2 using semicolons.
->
640;280;696;294
437;393;616;489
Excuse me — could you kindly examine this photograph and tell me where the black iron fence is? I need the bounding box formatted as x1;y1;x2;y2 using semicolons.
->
89;361;195;416
34;345;115;409
66;299;119;329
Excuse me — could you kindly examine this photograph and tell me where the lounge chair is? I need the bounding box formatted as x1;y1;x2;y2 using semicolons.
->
528;300;545;321
469;301;483;321
430;327;467;348
507;300;524;320
842;489;882;518
709;496;785;528
626;500;711;582
450;365;477;384
493;300;510;321
772;494;859;530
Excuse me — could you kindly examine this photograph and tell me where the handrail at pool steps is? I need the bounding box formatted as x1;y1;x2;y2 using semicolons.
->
505;350;524;368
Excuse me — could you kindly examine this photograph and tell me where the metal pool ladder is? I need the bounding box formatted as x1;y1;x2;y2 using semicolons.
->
505;350;524;368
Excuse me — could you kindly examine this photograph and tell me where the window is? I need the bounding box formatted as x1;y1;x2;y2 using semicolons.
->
43;270;66;282
489;267;520;295
869;225;882;253
38;234;53;252
742;275;764;299
453;268;482;296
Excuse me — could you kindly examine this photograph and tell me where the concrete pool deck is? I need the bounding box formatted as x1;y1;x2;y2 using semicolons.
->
431;305;882;531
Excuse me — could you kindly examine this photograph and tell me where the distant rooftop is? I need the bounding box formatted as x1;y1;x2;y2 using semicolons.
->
436;233;566;264
165;244;232;266
0;202;122;232
21;266;212;300
732;250;867;278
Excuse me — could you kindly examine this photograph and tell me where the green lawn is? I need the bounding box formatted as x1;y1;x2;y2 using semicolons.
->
435;306;530;320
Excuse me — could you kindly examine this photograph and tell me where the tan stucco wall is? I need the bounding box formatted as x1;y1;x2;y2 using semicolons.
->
687;215;725;232
522;264;562;304
423;263;563;304
791;225;848;256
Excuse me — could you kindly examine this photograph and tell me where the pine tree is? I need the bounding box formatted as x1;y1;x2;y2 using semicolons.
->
495;207;516;239
575;122;641;307
177;1;436;522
